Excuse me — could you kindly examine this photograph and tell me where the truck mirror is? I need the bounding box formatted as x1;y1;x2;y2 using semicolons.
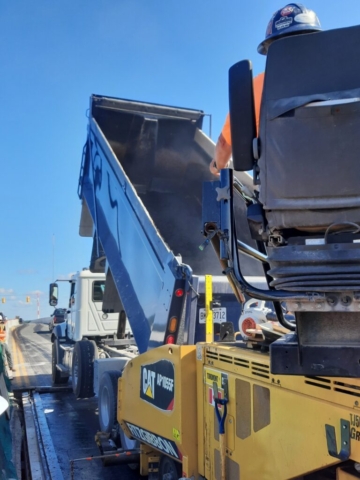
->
49;283;58;307
229;60;257;172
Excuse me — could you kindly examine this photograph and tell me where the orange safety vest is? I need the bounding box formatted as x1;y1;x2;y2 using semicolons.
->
0;323;6;342
221;72;265;145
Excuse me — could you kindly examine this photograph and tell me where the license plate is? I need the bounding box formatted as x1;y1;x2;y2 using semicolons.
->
199;307;227;324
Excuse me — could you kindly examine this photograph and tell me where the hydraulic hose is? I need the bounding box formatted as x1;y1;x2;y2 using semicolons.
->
210;235;245;304
228;269;296;331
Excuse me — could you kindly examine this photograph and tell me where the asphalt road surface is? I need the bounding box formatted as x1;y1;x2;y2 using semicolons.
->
9;322;142;480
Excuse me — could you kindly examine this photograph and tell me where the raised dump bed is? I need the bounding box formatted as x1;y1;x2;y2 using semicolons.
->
78;95;262;352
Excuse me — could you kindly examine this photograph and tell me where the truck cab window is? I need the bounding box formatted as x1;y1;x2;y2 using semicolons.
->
69;282;76;308
93;281;105;302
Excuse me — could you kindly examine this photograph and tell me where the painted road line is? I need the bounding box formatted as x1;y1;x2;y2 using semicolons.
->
9;329;20;372
17;330;31;388
10;329;24;381
11;328;30;387
13;362;47;368
9;328;20;373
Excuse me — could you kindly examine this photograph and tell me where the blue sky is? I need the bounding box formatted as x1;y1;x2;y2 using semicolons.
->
0;0;359;320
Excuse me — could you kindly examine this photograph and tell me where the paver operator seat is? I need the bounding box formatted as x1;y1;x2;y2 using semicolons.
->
258;24;360;292
229;25;360;376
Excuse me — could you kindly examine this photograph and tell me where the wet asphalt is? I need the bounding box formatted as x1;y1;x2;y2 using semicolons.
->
9;323;142;479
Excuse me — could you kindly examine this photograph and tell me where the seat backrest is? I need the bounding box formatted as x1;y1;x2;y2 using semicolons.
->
258;25;360;230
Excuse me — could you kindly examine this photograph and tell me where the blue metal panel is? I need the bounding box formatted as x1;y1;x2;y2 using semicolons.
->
77;95;258;353
81;122;188;353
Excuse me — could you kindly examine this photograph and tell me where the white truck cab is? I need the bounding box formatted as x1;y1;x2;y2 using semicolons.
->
49;269;134;399
66;269;125;341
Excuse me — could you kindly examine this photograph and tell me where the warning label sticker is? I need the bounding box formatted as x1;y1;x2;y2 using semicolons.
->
204;368;228;409
204;368;222;387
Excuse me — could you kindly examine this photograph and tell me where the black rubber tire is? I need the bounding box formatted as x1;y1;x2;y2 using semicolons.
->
72;340;97;399
159;455;182;480
119;427;140;471
52;341;69;385
89;340;99;361
98;370;121;433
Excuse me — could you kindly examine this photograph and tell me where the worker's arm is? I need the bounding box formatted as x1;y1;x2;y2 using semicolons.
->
209;113;232;176
209;133;232;176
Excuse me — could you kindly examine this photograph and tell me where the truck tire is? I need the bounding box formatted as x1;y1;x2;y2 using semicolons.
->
159;455;182;480
98;370;121;433
119;427;140;471
52;341;69;385
72;340;97;399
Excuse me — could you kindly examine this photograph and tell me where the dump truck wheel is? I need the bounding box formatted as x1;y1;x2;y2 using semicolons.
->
98;370;121;433
52;341;68;385
72;340;97;399
159;455;182;480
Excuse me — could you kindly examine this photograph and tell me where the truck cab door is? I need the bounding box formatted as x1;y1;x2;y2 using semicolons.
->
67;281;77;339
92;280;105;312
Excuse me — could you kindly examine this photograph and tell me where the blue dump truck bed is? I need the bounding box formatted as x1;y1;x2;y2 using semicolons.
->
78;95;264;353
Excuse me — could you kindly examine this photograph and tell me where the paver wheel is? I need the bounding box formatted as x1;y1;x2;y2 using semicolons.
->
72;340;97;398
99;368;140;470
52;340;69;385
98;370;121;433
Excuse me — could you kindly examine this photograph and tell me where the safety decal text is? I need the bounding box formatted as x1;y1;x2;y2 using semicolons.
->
275;16;293;30
126;422;181;460
350;414;360;441
204;368;227;409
